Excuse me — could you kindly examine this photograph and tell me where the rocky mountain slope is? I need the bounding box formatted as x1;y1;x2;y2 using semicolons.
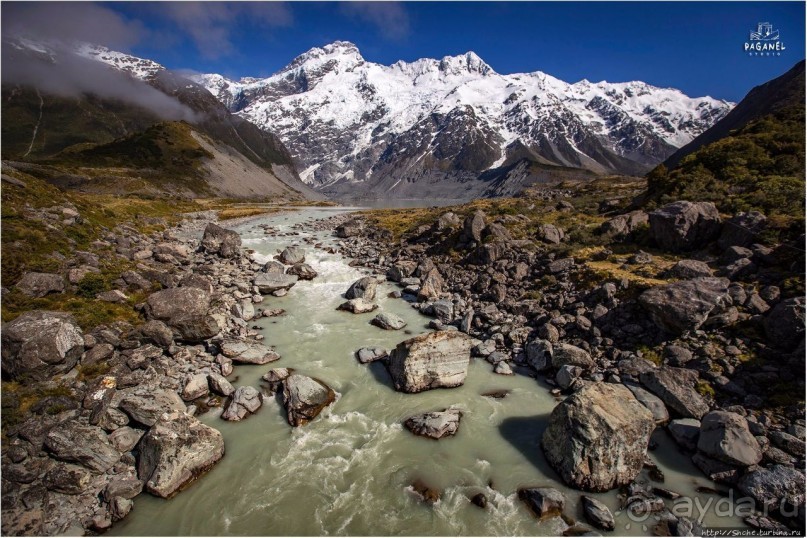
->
1;39;321;200
192;41;733;199
643;61;805;226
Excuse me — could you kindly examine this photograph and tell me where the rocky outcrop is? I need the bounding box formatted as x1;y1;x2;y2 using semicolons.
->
1;311;84;381
144;287;219;342
15;272;65;298
600;210;648;238
137;411;225;498
404;408;462;439
640;367;709;419
386;331;472;393
282;374;336;426
118;387;187;427
639;277;731;334
738;464;805;513
200;223;241;258
541;383;655;492
649;201;722;252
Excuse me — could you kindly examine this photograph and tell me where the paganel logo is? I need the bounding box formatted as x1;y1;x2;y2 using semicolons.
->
745;22;786;56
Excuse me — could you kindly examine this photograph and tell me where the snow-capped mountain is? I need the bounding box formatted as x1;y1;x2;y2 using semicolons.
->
190;41;733;198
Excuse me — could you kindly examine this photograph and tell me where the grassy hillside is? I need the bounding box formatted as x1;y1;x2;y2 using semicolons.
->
644;104;805;233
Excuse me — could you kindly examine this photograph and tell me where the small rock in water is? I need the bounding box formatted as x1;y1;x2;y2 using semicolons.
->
410;479;441;504
518;487;566;519
337;298;378;314
581;495;615;531
282;374;336;427
494;362;513;375
470;492;488;509
404;408;462;440
355;347;388;364
481;390;509;399
221;386;262;421
371;312;407;330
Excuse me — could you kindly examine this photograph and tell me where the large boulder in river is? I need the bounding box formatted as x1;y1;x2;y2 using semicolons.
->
649;201;722;252
137;411;225;498
15;272;65;298
640;367;709;419
253;273;298;294
345;276;377;301
1;311;84;381
277;246;305;265
200;223;241;258
697;411;762;466
541;383;655;492
45;423;120;474
639;278;731;335
386;331;473;393
282;374;336;427
404;408;462;439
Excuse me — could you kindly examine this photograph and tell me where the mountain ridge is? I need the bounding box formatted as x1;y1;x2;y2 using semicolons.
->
188;41;733;199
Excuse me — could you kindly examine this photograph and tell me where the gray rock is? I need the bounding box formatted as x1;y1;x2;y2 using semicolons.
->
542;383;655;492
494;361;513;375
404;408;462;439
182;374;209;401
138;320;174;348
537;224;564;244
108;427;144;453
763;297;805;352
639;278;731;335
277;246;305;265
461;211;486;244
738;464;805;512
145;287;210;321
649;201;722;252
118;387;186;426
261;368;294;393
518;487;566;519
769;431;806;457
355;347;388;364
254;273;298;294
335;220;363;238
581;495;615;531
386;331;473;393
430;300;454;323
640;367;709;419
625;382;670;425
697;411;762;466
287;263;317;280
170;314;220;343
669;259;713;279
200;223;241;258
386;261;417;283
345;276;377;301
556;365;582;390
15;272;64;298
418;268;444;301
137;411;225;498
45;423;120;474
104;477;143;501
371;312;407;330
600;210;648;238
1;311;84;381
110;497;133;521
525;339;553;372
718;211;767;250
548;258;575;274
43;463;93;495
263;260;286;274
221;386;262;421
221;340;280;364
552;343;594;370
337;298;379;314
208;373;235;397
282;374;336;427
668;418;701;451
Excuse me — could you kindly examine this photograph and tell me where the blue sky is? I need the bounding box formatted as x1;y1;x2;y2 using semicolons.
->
6;2;806;102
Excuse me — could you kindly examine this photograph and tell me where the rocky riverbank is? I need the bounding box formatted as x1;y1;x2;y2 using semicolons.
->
0;209;334;535
328;197;805;533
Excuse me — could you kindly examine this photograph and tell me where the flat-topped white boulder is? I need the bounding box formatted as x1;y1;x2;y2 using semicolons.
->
386;331;473;393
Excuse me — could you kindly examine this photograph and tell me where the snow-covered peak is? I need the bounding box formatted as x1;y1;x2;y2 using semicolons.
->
74;43;165;80
439;51;494;76
282;40;365;73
